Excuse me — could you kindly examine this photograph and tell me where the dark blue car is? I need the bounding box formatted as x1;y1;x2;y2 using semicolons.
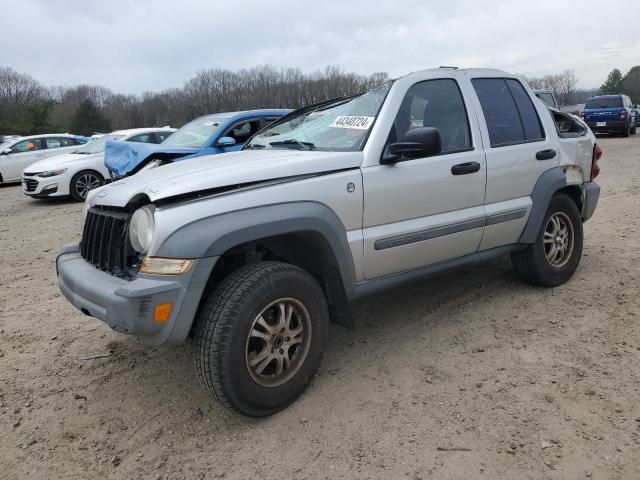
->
581;94;637;136
105;109;291;177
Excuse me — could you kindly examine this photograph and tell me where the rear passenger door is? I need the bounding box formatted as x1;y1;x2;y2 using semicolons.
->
470;78;558;251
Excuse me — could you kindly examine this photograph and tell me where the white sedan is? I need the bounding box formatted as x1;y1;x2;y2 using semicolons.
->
0;134;89;184
22;127;175;201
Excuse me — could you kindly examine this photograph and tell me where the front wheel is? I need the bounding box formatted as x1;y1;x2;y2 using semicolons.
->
70;170;104;202
511;193;583;287
193;261;329;416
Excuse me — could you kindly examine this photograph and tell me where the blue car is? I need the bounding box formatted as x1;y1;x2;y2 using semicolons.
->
105;109;291;177
581;94;637;136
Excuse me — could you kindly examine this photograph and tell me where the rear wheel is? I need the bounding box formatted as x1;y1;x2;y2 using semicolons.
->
631;124;637;135
511;193;583;287
622;124;630;137
193;261;329;416
70;170;104;202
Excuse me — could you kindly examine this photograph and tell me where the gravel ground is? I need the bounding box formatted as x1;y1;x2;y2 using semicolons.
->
1;135;639;480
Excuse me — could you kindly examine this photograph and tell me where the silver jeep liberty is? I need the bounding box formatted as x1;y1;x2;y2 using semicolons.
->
57;68;601;416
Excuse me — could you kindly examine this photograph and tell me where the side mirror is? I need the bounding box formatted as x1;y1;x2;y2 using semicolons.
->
381;127;441;164
216;136;236;147
2;147;12;155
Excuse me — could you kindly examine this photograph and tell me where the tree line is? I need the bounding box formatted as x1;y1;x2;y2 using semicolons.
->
0;65;388;136
2;64;638;137
600;67;640;104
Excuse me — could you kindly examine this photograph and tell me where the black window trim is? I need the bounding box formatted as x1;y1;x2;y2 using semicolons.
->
381;77;475;162
472;77;546;149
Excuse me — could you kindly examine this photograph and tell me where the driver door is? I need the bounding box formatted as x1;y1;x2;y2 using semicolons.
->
362;78;487;279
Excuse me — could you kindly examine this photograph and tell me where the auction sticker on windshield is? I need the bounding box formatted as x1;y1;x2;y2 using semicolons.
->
331;116;375;130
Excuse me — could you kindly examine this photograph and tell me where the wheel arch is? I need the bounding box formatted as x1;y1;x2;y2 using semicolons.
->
156;202;357;328
519;167;585;244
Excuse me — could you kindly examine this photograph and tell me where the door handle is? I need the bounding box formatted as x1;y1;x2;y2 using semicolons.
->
451;161;481;175
536;149;557;160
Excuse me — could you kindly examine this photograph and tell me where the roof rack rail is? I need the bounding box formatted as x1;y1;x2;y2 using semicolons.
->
438;66;458;69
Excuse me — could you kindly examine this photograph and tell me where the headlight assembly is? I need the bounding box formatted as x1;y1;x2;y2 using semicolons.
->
129;205;156;254
37;168;67;177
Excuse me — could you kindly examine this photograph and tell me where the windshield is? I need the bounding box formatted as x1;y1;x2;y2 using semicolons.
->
161;116;225;148
245;82;392;152
585;97;622;109
75;134;125;154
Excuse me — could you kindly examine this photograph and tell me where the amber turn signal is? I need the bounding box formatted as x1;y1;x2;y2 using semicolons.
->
153;302;173;323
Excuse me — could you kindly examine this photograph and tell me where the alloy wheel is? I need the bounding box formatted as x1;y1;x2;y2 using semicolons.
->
245;298;312;388
543;211;574;268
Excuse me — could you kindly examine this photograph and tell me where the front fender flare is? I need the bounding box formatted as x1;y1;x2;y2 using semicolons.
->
155;201;357;295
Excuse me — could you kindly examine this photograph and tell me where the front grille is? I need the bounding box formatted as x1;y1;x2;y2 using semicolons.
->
80;208;138;278
23;178;38;192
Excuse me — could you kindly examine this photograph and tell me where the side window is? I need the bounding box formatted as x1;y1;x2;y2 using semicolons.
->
506;80;544;141
12;138;43;152
49;137;76;148
127;133;153;143
388;78;472;154
46;138;62;149
222;120;261;145
472;78;545;147
154;131;173;143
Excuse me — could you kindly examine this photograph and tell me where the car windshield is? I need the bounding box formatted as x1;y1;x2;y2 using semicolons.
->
585;97;623;109
75;134;125;154
245;82;393;152
161;116;226;148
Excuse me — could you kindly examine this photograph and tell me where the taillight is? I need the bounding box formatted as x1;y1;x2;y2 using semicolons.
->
591;144;602;180
620;110;627;119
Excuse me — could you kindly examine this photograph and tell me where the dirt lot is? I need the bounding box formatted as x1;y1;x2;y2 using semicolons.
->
1;135;639;480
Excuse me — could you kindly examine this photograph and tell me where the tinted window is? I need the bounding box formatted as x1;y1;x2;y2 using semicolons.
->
507;80;544;141
472;79;524;146
389;78;471;153
472;78;544;147
12;138;43;152
585;97;623;109
154;131;173;143
127;133;154;143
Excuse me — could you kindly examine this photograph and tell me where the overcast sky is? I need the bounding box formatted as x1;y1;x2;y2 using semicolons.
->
1;0;637;94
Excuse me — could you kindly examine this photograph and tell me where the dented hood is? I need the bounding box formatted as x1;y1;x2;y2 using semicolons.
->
88;149;363;207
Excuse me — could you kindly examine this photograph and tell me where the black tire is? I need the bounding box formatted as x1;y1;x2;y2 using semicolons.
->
193;261;329;417
622;124;630;137
511;193;583;287
631;124;637;135
70;170;104;202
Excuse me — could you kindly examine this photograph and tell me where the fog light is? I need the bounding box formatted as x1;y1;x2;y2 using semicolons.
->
153;303;173;323
140;257;193;275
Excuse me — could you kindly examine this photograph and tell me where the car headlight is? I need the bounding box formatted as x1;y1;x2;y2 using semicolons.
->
129;205;155;254
37;168;67;177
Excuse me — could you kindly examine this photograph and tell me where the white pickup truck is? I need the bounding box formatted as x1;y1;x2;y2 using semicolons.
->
57;68;601;416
